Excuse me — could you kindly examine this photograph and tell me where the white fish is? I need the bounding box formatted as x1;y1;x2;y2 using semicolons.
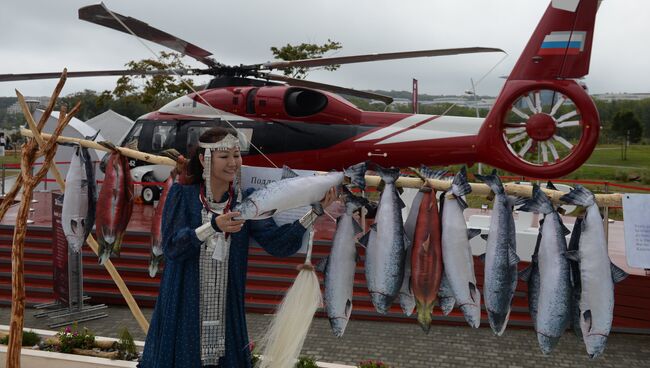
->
320;190;366;337
61;145;96;253
476;172;519;336
441;167;481;328
561;186;628;358
233;167;343;219
520;184;572;354
363;166;406;314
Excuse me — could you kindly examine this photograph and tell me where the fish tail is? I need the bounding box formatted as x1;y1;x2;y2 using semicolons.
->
519;184;554;214
560;185;595;207
343;161;369;190
341;186;368;212
419;165;447;181
475;172;504;195
451;166;472;198
148;255;163;278
374;164;400;184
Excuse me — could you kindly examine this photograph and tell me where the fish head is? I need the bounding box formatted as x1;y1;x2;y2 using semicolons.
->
537;333;561;355
584;334;608;359
369;292;394;315
328;317;349;338
459;304;481;328
233;198;260;220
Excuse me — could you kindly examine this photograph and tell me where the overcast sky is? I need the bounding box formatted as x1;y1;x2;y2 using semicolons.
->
1;0;648;98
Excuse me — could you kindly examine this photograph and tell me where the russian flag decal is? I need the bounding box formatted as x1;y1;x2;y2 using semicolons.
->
538;31;586;56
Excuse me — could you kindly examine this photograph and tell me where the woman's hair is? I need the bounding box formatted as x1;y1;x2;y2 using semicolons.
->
186;127;239;184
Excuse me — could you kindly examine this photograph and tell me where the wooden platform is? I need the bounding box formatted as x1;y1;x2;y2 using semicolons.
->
1;191;649;334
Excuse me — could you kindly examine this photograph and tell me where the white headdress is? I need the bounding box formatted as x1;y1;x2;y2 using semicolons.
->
199;133;242;202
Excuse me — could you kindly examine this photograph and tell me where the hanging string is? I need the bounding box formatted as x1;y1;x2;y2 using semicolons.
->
100;2;278;168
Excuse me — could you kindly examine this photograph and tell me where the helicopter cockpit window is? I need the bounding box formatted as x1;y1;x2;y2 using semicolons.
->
122;122;143;151
151;125;177;153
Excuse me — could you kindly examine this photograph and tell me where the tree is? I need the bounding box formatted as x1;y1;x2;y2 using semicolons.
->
270;39;342;79
611;110;643;143
110;51;197;110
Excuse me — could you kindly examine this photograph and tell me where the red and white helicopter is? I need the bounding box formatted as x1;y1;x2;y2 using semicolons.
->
2;0;600;185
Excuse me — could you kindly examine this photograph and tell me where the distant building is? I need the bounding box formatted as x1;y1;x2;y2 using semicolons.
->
592;93;650;102
6;96;50;115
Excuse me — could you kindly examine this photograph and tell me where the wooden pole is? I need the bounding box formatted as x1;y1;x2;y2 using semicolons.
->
6;85;76;368
365;175;623;208
17;96;150;334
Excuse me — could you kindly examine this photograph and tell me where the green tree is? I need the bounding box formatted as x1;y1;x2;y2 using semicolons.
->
110;51;197;110
611;110;643;143
270;39;342;79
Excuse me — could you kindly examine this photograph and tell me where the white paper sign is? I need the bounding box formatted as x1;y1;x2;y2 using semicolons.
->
622;193;650;269
241;165;317;253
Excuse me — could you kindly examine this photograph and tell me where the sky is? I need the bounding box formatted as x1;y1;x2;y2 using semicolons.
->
1;0;648;98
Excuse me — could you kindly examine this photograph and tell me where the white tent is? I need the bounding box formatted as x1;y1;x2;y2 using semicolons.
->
84;110;134;147
33;109;107;191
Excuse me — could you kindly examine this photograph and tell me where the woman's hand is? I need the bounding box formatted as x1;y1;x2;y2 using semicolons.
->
213;211;245;233
319;187;338;211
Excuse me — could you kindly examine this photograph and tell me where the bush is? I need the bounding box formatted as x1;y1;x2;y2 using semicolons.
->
296;356;319;368
0;330;41;346
357;360;390;368
117;327;137;360
56;326;95;354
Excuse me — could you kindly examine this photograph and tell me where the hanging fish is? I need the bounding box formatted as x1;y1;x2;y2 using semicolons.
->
567;216;584;340
476;171;519;336
400;182;425;318
561;186;628;359
409;167;446;332
362;165;406;314
519;220;543;331
149;174;174;277
233;167;344;219
320;187;367;337
96;148;134;264
440;167;482;328
519;184;572;354
61;144;97;253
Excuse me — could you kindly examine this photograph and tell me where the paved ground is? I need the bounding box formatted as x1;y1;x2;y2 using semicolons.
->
2;306;649;367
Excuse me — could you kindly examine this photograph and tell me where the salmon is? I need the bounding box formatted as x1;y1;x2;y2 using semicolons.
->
95;151;134;264
148;174;174;277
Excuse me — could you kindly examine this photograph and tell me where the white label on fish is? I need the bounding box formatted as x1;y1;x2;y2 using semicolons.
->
623;194;650;269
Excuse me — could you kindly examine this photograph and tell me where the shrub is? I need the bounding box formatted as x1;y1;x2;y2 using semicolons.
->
117;327;137;360
358;360;390;368
0;330;41;346
57;326;95;354
296;356;319;368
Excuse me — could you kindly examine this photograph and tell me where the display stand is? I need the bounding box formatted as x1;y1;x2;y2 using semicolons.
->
33;193;107;328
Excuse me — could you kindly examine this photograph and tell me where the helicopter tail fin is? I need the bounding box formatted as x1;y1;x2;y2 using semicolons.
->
508;0;599;81
476;0;600;179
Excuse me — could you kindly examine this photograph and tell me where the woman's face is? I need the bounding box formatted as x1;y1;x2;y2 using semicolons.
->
202;147;242;185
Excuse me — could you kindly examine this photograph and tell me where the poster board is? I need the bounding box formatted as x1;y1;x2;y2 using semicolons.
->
51;193;69;305
623;193;650;269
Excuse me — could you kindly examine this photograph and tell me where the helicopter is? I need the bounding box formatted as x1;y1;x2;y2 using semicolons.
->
1;0;601;203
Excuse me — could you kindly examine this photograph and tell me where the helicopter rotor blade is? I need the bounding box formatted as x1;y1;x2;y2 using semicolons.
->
256;47;505;70
0;68;205;82
78;4;219;67
261;73;393;104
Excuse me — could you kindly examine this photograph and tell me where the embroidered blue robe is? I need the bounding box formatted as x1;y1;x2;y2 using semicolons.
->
139;183;306;368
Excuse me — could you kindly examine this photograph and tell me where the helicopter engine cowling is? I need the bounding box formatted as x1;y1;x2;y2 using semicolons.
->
252;87;328;118
476;79;599;178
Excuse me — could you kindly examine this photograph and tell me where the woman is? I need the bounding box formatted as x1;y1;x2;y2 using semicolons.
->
139;127;336;368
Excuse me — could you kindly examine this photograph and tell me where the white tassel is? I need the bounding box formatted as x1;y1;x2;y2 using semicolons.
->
258;227;322;368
